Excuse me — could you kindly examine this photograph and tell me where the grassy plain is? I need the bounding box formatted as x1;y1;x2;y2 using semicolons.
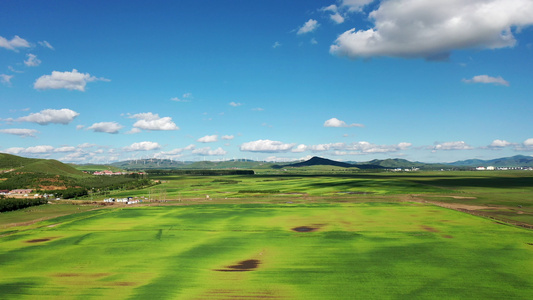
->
1;170;533;299
1;203;532;299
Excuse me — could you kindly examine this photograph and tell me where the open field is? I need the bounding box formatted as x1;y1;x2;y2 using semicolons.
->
98;171;533;226
1;202;533;299
1;171;533;299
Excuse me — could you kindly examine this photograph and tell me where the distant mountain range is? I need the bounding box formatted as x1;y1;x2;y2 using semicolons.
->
107;155;533;170
3;154;532;174
448;155;533;167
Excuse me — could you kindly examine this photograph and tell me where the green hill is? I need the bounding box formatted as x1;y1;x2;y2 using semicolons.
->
0;153;37;170
283;156;357;168
450;155;533;167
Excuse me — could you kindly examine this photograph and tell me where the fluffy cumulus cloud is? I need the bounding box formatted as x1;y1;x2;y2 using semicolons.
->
130;112;179;131
345;141;411;153
197;135;218;143
321;5;345;24
24;54;41;67
5;145;54;154
330;0;533;60
221;135;234;140
297;19;319;35
229;102;242;107
462;75;510;86
34;69;110;91
432;141;473;151
88;122;123;134
16;108;79;125
516;138;533;151
124;141;162;151
0;35;30;51
240;139;296;153
292;144;308;153
324;117;364;128
489;139;512;148
0;128;39;137
192;147;227;156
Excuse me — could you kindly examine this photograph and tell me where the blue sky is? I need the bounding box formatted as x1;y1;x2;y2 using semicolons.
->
1;0;533;163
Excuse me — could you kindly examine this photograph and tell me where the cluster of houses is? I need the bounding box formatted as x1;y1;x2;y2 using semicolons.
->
390;168;420;172
91;170;146;176
103;197;144;205
475;166;533;171
0;189;41;198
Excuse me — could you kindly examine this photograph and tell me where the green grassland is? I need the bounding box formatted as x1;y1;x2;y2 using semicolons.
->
1;203;532;299
1;170;533;299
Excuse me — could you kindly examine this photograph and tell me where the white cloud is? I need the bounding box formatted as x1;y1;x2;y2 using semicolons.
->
192;147;227;156
240;139;296;153
130;112;179;131
330;0;533;60
38;40;54;50
229;101;242;107
341;0;375;12
3;147;25;154
34;69;110;91
516;138;533;151
324;117;364;128
306;141;411;154
433;141;473;151
330;13;345;24
124;141;162;151
197;135;218;143
524;138;533;147
0;128;39;137
297;19;319;35
21;145;55;154
252;107;264;111
24;54;41;67
76;125;85;130
292;144;308;153
221;135;234;140
462;75;509;86
16;108;79;125
88;122;123;134
54;146;76;153
0;74;13;86
171;93;192;102
489;139;512;148
126;128;142;134
321;4;345;24
0;35;30;51
273;41;282;48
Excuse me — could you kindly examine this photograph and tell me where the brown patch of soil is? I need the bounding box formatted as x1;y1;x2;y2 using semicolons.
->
54;273;109;278
203;289;281;299
442;235;454;238
54;273;80;277
292;226;318;232
106;282;137;286
421;226;440;233
26;237;58;243
215;259;260;272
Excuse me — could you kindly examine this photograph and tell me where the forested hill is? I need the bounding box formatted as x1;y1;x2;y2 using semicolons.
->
0;153;87;177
